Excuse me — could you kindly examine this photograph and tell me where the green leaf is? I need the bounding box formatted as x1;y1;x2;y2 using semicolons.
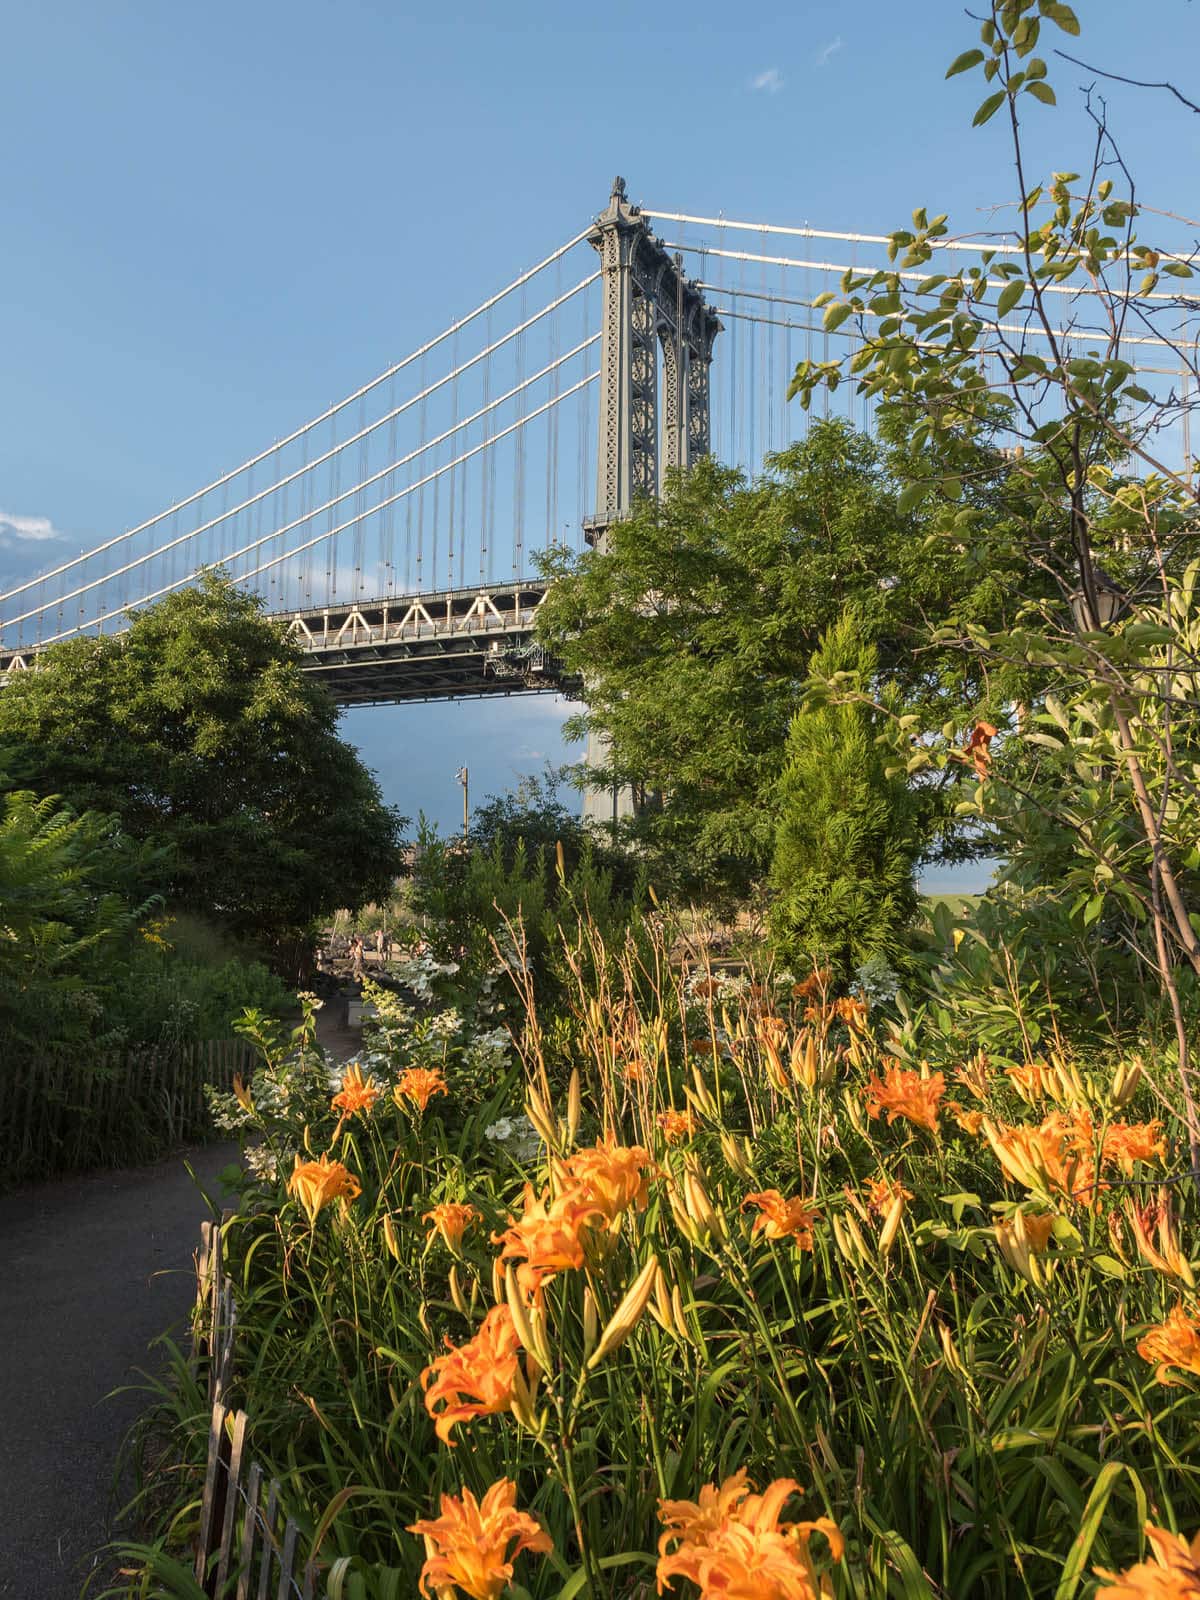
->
973;91;1007;126
996;279;1027;317
1055;1464;1143;1600
1026;80;1057;105
556;1553;656;1599
1047;2;1080;35
946;48;985;78
897;481;928;513
1090;1254;1126;1278
823;302;853;333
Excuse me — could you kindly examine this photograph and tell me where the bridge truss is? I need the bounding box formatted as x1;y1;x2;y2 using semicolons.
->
279;581;569;707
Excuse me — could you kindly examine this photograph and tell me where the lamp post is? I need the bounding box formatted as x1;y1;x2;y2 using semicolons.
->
1070;566;1125;632
455;766;469;844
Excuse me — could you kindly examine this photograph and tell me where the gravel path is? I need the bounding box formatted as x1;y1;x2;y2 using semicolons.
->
0;1142;242;1596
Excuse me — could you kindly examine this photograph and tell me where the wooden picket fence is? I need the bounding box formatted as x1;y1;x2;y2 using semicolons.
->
3;1037;255;1186
192;1219;323;1599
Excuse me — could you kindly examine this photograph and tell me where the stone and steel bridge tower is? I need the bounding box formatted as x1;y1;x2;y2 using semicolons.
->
583;177;721;546
582;177;721;823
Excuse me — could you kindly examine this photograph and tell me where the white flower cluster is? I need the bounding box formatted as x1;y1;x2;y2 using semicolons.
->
205;1043;335;1135
461;1026;511;1080
206;1088;247;1134
474;968;507;1020
484;1113;541;1161
682;968;751;1003
428;1008;462;1039
491;934;529;977
391;951;461;1003
244;1143;283;1182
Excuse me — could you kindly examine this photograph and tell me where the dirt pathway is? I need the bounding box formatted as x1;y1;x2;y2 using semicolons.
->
0;1142;242;1596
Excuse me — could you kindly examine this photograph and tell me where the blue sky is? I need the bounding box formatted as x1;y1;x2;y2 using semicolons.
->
2;1;1196;871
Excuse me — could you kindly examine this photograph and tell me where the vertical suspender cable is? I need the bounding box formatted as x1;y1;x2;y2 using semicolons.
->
271;449;284;604
384;371;398;595
759;227;769;460
416;348;428;592
480;306;492;587
457;351;468;590
354;393;368;594
326;411;339;599
448;328;459;591
513;283;527;579
299;435;312;604
438;396;448;592
547;260;561;569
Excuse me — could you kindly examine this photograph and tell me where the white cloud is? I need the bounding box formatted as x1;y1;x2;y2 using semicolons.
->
816;36;843;67
0;509;63;543
749;67;784;94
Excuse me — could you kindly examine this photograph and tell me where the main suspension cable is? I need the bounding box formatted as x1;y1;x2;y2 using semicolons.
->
0;232;593;606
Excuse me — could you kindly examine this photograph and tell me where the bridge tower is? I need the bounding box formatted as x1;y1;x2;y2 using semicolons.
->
581;177;721;825
583;176;722;548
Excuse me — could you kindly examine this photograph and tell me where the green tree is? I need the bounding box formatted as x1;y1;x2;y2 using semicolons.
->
536;419;1026;906
769;612;921;979
0;574;404;948
788;1;1200;1151
0;790;141;1047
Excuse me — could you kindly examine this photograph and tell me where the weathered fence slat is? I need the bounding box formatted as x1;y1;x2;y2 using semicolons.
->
195;1402;232;1584
192;1220;215;1376
257;1480;281;1600
276;1521;300;1600
214;1408;249;1596
235;1461;264;1600
193;1220;328;1600
214;1279;237;1404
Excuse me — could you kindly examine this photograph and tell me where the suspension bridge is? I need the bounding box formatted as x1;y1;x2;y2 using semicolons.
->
1;176;1194;707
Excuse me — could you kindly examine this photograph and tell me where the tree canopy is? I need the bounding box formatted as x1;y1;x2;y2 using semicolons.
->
0;575;405;945
769;611;922;980
536;418;1027;903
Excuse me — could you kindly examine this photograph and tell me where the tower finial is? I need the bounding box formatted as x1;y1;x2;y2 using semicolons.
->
611;175;627;202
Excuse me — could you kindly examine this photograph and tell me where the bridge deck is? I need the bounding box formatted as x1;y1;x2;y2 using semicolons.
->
0;581;576;709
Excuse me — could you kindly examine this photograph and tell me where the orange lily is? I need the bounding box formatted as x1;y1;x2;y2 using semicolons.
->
1095;1522;1200;1597
408;1478;551;1599
863;1062;944;1134
743;1190;820;1250
1137;1305;1200;1386
331;1063;379;1118
560;1138;655;1226
658;1108;698;1144
287;1153;362;1224
395;1068;449;1114
657;1471;843;1599
423;1202;481;1252
421;1305;522;1445
493;1183;596;1301
1126;1193;1195;1288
